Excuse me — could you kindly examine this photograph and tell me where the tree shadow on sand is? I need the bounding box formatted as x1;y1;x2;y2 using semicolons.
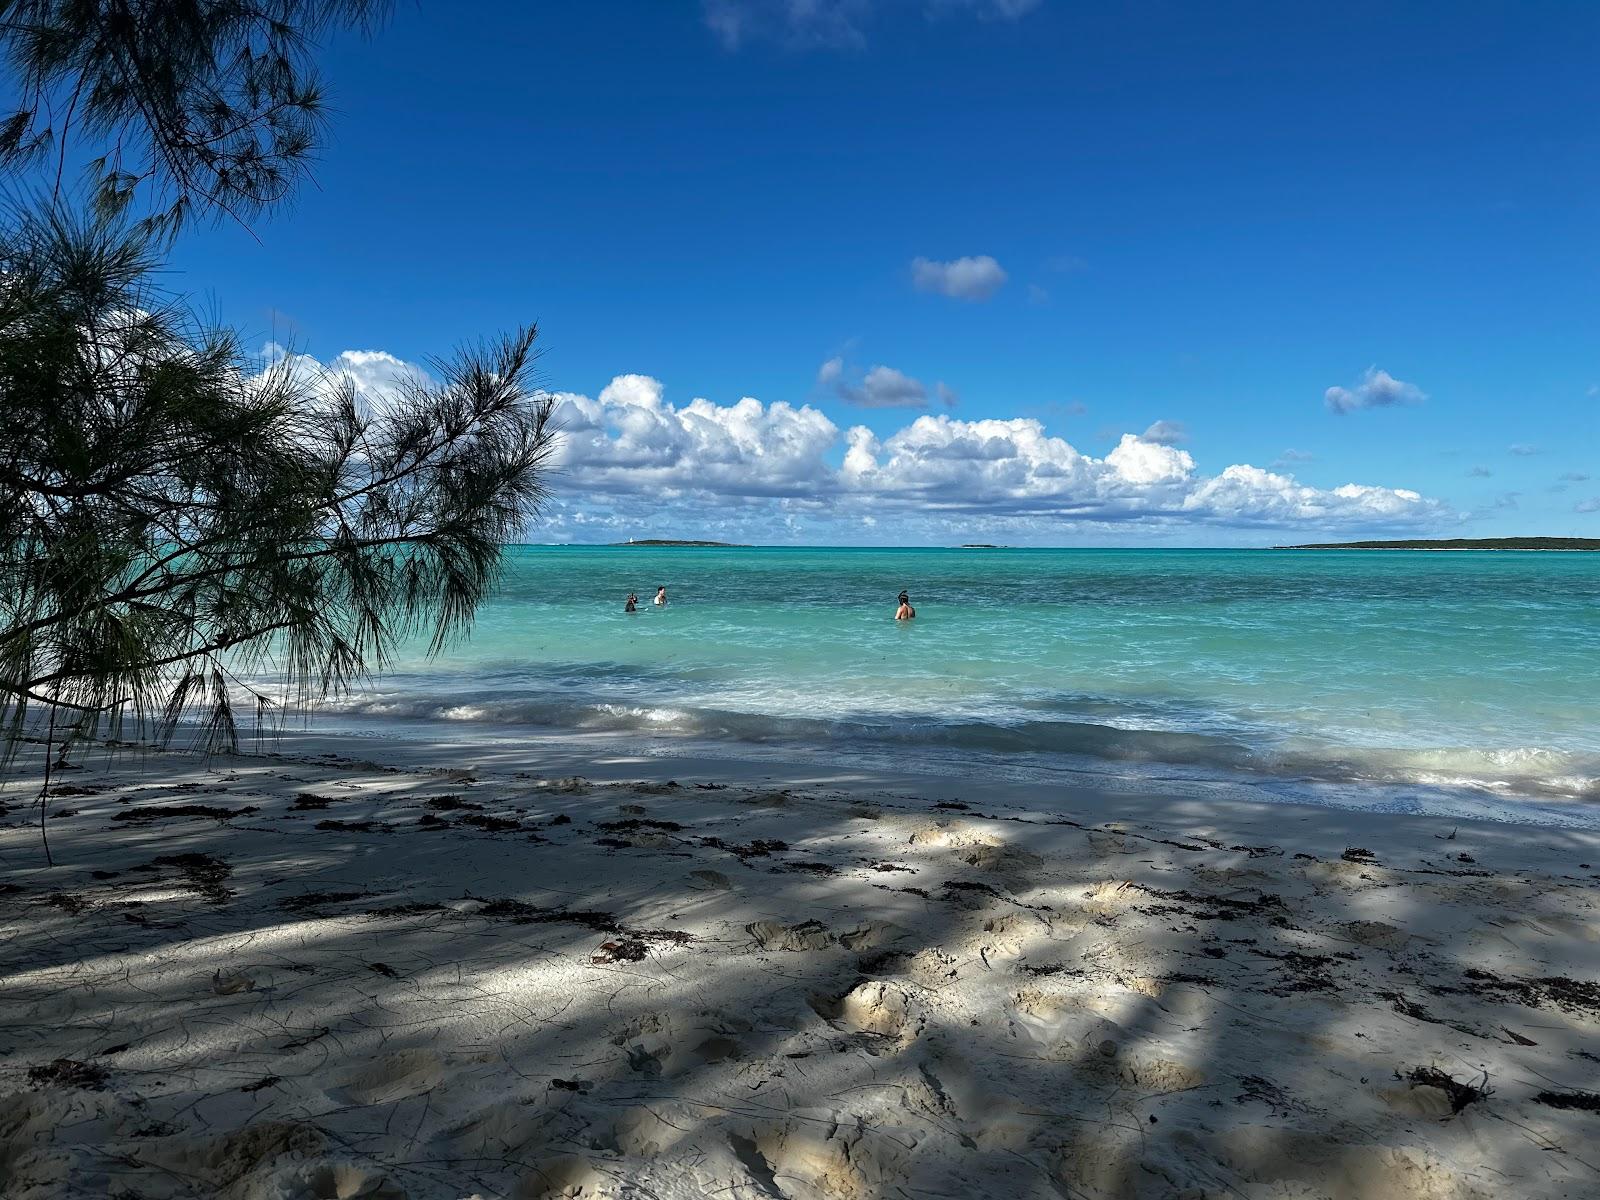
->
2;735;1599;1199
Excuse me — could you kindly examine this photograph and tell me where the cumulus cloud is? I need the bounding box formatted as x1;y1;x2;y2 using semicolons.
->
1324;367;1426;414
1140;419;1189;446
821;358;952;409
269;349;1450;539
1180;468;1433;527
549;374;840;500
1508;442;1541;456
911;255;1008;301
844;365;928;408
548;373;1446;534
258;343;431;414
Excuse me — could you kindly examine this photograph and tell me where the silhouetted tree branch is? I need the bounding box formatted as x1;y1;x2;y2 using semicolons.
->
0;208;558;759
0;1;391;237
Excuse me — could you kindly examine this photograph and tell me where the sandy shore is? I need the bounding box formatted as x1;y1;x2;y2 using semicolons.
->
2;730;1598;1199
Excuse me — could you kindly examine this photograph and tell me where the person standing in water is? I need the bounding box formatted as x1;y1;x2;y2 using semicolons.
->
895;590;916;620
654;586;668;606
624;592;638;613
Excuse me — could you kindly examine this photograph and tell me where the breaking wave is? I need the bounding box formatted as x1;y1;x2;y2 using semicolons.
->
309;688;1600;806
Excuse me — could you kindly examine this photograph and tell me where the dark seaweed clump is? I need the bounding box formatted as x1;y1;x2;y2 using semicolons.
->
1403;1066;1492;1114
28;1059;109;1090
115;804;257;824
1533;1090;1600;1112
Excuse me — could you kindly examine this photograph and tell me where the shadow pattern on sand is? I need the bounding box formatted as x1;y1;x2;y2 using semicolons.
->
2;736;1599;1199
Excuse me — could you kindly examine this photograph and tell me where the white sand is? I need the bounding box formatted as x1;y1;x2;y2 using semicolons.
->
2;729;1598;1199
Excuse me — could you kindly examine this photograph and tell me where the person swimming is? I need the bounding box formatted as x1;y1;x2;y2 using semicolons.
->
624;592;638;613
895;590;915;620
654;586;668;606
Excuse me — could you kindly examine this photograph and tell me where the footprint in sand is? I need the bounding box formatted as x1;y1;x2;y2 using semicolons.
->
609;1102;698;1156
1215;1126;1492;1200
328;1048;445;1106
965;910;1051;962
742;1117;910;1200
609;1010;753;1077
1086;828;1136;854
838;920;913;951
144;1122;328;1194
1339;919;1413;951
810;980;918;1040
908;822;1000;855
908;825;1043;876
516;1154;617;1199
915;1055;1036;1151
276;1162;407;1199
747;919;834;951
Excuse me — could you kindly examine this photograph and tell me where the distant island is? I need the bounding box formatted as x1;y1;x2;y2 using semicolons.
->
610;539;747;548
959;543;1003;549
1274;537;1600;551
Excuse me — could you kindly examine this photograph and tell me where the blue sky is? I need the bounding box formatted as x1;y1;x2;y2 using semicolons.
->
162;1;1596;544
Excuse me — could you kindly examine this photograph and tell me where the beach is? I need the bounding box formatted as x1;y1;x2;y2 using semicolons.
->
299;547;1600;820
3;727;1598;1199
4;2;1596;1196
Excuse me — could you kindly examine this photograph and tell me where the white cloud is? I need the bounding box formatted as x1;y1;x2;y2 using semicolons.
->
846;364;928;408
1324;367;1426;414
1140;419;1189;446
1181;467;1431;527
258;343;431;416
821;357;951;409
702;0;871;50
549;374;838;498
1467;465;1492;478
1104;433;1195;486
267;349;1451;540
911;254;1008;301
1270;448;1314;469
1508;442;1541;456
547;373;1445;534
703;0;1038;50
1577;497;1600;514
1561;471;1592;482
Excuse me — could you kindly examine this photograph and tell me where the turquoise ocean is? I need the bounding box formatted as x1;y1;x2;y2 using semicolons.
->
309;547;1600;827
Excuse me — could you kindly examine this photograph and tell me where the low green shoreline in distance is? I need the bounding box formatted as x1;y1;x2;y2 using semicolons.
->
610;539;748;548
1274;537;1600;551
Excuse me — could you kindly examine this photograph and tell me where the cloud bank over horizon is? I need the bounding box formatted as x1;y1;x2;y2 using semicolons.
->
263;347;1455;544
